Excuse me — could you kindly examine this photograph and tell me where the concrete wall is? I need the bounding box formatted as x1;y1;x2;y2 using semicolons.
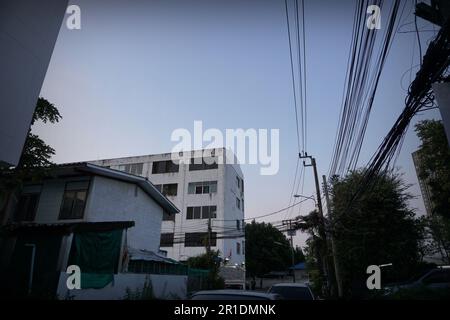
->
56;272;187;300
90;148;245;264
0;0;68;166
87;176;164;252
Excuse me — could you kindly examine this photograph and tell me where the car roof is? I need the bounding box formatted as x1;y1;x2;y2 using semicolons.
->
192;290;278;298
270;283;310;288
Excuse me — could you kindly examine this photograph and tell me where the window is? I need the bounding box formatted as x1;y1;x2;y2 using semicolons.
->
187;206;217;219
188;181;217;194
187;206;201;219
202;206;217;219
236;219;241;230
189;157;218;171
162;210;175;221
236;242;241;255
241;199;244;212
59;181;89;220
185;232;216;247
242;241;245;255
155;183;177;196
236;198;240;209
118;163;143;175
236;176;241;189
160;233;174;247
15;193;40;221
152;160;179;174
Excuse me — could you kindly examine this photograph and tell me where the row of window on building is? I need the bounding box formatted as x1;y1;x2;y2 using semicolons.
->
155;181;218;197
117;158;219;176
160;232;245;255
15;180;89;222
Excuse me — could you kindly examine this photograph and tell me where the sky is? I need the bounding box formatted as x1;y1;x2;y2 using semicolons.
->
36;0;441;247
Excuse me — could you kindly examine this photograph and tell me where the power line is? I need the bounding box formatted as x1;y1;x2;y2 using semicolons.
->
284;0;302;154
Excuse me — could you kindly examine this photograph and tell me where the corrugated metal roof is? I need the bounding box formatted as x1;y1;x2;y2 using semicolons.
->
128;247;179;264
43;162;179;214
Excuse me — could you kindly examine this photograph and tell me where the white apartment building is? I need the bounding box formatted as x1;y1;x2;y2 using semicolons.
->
90;148;245;265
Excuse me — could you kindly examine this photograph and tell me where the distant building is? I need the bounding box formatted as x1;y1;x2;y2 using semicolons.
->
90;148;246;265
0;163;187;299
412;150;434;216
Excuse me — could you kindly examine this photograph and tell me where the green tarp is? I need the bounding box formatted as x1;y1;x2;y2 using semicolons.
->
69;229;122;289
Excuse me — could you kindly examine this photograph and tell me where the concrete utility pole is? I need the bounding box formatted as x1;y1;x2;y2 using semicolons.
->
300;153;331;296
207;217;212;253
322;175;343;298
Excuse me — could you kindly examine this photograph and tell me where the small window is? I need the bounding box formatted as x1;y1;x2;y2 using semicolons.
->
59;181;89;220
162;184;178;196
152;160;179;174
236;198;240;209
242;241;245;255
160;233;174;247
202;206;217;219
187;206;202;220
187;206;216;219
185;232;216;247
189;157;218;171
188;181;218;194
236;242;241;255
162;210;175;221
15;193;40;222
118;163;143;175
236;219;241;230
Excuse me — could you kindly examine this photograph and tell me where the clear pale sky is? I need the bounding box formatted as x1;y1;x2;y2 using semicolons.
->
36;0;441;247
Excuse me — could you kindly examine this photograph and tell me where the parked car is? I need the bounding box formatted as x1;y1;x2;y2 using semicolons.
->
267;283;315;300
384;266;450;295
190;290;282;300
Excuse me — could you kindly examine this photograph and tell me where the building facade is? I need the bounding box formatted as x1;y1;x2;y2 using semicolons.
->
0;0;68;166
90;148;246;265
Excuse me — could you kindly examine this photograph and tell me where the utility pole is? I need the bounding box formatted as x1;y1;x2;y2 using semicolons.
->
300;153;331;296
207;217;212;253
282;219;296;283
322;175;343;298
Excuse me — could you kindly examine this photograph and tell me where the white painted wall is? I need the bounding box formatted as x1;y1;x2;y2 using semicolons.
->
56;272;187;300
32;174;164;253
86;176;164;252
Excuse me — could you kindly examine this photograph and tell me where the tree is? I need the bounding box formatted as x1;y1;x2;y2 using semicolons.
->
414;119;450;264
0;98;61;224
186;250;224;290
245;221;299;278
414;119;450;218
329;170;423;298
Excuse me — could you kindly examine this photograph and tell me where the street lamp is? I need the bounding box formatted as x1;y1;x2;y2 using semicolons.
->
293;194;316;206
